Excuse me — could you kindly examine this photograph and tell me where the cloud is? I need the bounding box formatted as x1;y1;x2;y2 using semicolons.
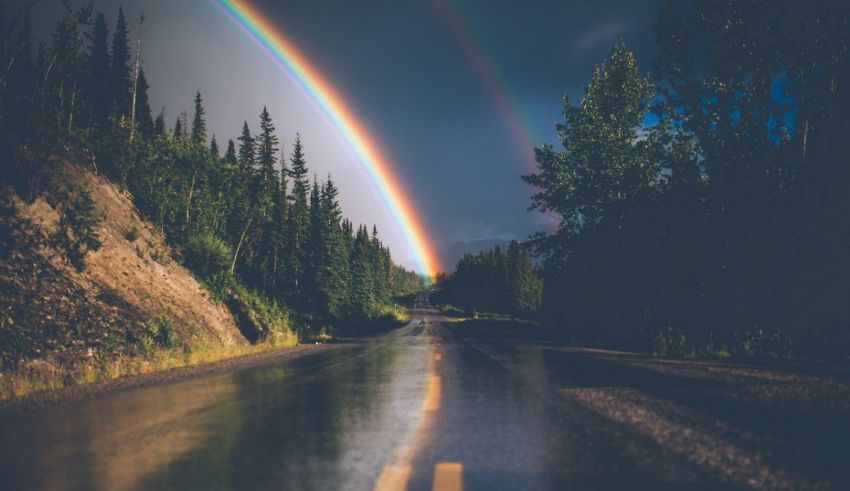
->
570;18;636;57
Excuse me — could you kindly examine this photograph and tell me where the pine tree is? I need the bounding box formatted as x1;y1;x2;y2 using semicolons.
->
316;177;350;319
172;116;184;139
191;91;206;146
370;225;390;304
4;10;34;95
56;188;103;271
135;68;154;139
153;109;165;136
284;135;310;294
224;139;237;163
305;175;322;303
84;12;110;129
237;121;254;179
270;155;288;292
109;7;132;117
251;107;281;290
48;1;90;140
210;135;219;159
254;106;279;213
349;225;374;319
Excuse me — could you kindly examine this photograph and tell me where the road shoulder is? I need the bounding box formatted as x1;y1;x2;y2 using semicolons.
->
0;342;345;414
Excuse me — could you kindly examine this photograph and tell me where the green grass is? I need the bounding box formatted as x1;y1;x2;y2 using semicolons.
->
0;328;299;401
375;303;409;324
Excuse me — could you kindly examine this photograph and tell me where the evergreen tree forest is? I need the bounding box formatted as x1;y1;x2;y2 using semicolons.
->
0;3;423;332
437;242;542;318
523;1;850;359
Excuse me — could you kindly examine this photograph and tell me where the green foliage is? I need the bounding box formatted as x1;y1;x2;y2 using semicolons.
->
524;43;655;235
137;316;179;356
653;326;692;358
109;7;132;117
522;3;850;360
284;135;310;293
226;286;291;344
439;241;542;318
123;227;138;242
737;327;792;359
183;233;232;283
0;5;423;344
191;91;207;145
55;187;102;271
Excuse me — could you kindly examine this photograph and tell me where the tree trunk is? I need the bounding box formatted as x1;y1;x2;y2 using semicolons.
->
230;216;254;276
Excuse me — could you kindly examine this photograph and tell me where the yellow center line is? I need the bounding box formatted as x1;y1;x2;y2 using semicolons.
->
373;327;447;491
373;463;413;491
432;462;464;491
422;374;441;412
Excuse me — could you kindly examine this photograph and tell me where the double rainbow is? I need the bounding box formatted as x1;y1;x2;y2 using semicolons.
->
214;0;442;278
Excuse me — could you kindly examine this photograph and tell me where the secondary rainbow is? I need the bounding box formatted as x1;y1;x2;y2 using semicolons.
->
214;0;442;278
431;0;539;170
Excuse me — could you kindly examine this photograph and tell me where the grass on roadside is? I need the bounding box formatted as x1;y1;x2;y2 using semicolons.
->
0;330;298;401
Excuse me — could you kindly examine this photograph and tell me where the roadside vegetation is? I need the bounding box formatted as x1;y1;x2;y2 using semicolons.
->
0;2;423;399
440;1;850;363
434;241;542;319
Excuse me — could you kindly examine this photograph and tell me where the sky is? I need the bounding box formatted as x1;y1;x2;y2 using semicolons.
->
9;0;666;272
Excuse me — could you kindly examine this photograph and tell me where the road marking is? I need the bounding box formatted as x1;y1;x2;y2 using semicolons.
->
432;462;463;491
423;375;441;412
373;464;412;491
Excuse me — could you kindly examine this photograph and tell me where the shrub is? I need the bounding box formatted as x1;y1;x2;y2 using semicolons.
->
653;325;692;357
225;286;292;344
183;233;232;282
137;316;179;356
55;187;102;271
124;227;138;242
153;316;178;349
736;326;792;359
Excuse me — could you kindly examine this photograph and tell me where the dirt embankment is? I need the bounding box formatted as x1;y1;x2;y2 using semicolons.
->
0;161;251;395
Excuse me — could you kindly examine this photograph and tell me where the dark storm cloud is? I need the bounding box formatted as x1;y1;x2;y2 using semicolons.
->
5;0;666;270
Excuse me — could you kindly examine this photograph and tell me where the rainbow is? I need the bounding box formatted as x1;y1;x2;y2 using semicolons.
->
213;0;442;278
431;0;539;170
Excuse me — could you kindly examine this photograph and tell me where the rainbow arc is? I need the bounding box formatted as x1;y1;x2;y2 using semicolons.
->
215;0;442;278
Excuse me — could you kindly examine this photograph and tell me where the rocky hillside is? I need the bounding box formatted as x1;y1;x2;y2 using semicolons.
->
0;160;254;393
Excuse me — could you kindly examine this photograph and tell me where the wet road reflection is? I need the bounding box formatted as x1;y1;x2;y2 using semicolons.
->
0;323;431;491
2;291;845;490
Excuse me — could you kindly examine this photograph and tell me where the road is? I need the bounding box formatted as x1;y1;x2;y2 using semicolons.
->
1;291;848;490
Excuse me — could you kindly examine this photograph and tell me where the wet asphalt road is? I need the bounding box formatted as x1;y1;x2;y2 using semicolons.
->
1;291;849;490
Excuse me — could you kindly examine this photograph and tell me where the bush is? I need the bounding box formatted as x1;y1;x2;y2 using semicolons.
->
137;316;179;356
183;233;232;282
55;187;102;271
124;227;138;242
653;326;692;357
736;326;792;359
225;286;293;344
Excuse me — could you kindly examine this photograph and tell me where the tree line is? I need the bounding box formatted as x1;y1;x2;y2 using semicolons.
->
522;0;850;358
0;2;423;329
436;241;542;318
